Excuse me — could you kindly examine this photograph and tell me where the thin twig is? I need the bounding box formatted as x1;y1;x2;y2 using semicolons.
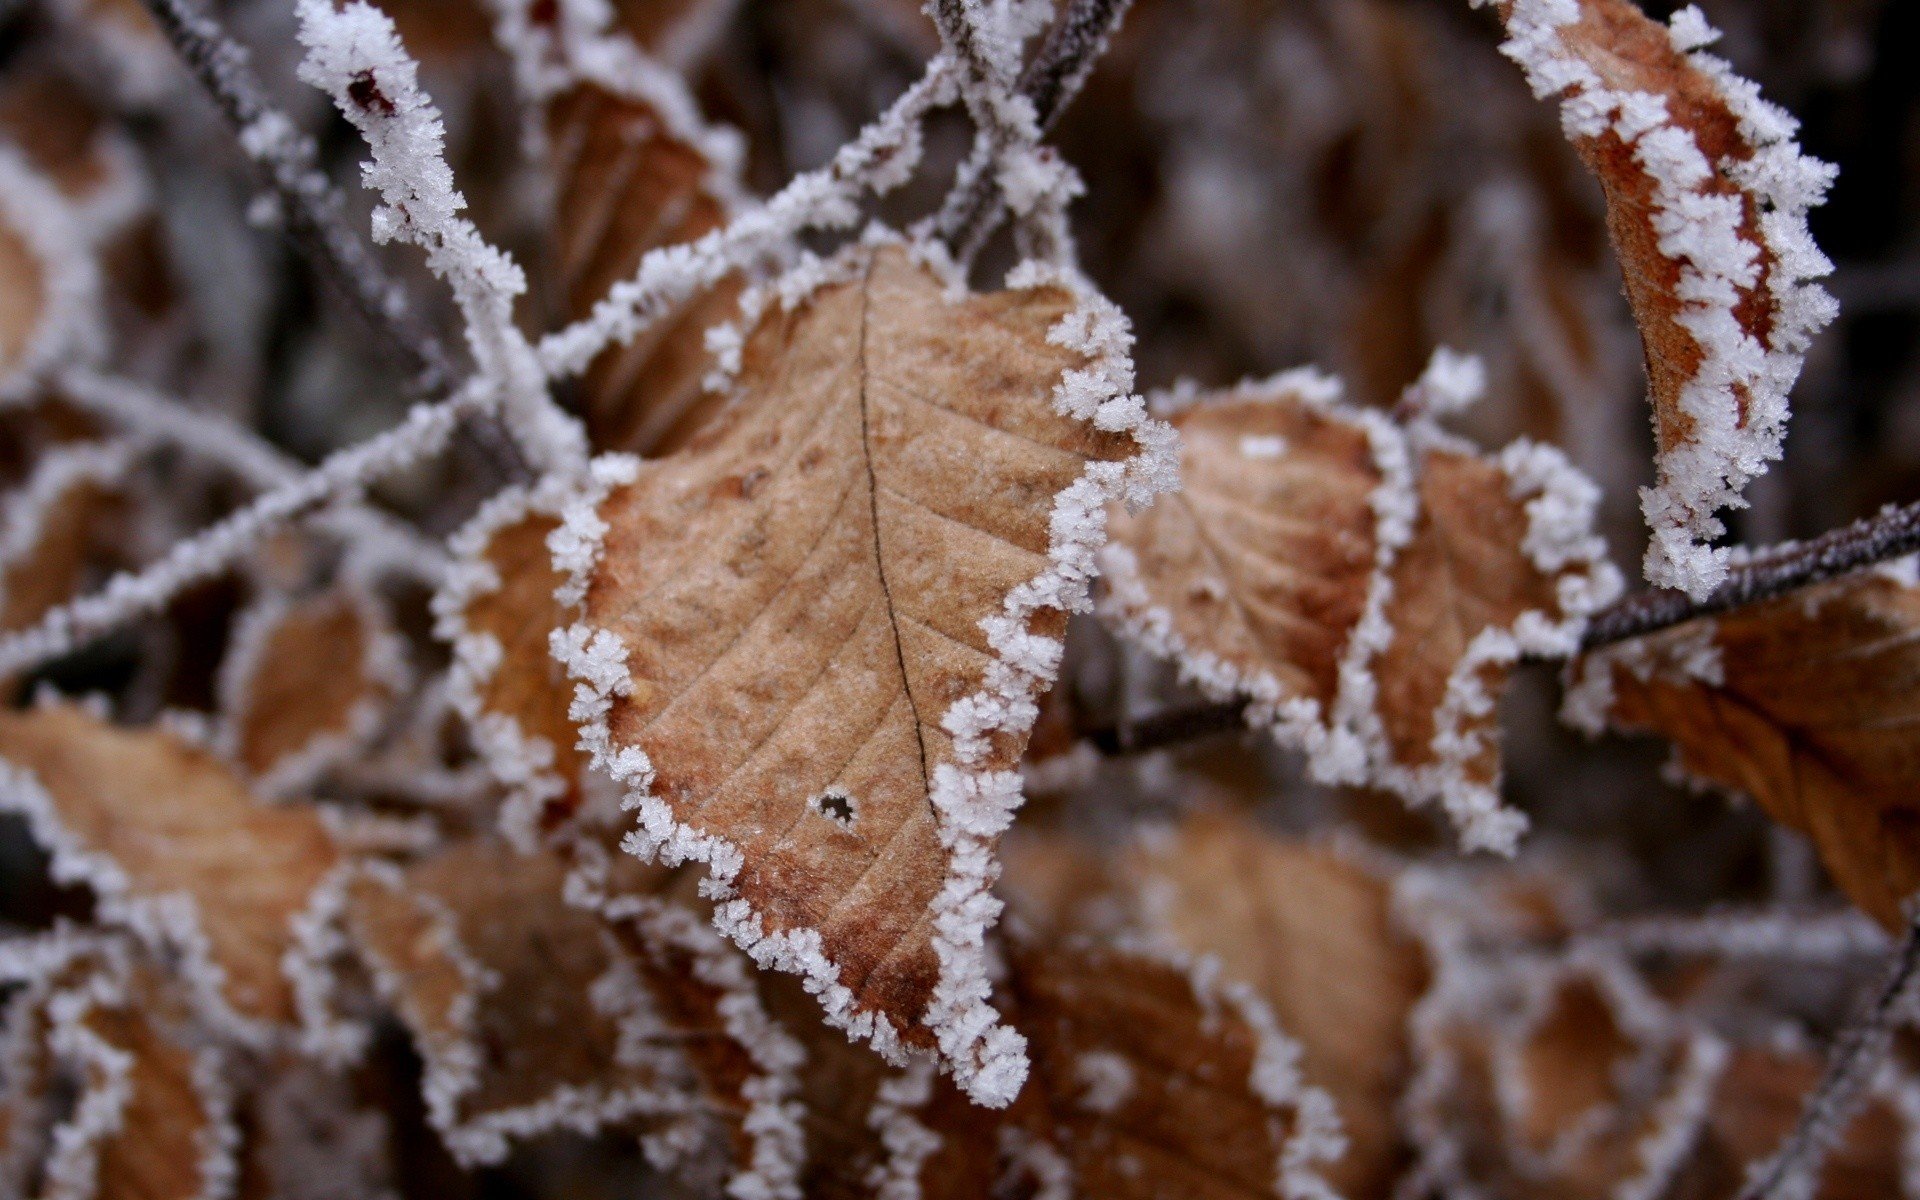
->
1736;905;1920;1200
1582;497;1920;648
139;0;453;393
138;0;532;482
934;0;1134;259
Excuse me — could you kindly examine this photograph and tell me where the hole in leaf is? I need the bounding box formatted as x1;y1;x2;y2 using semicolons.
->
814;789;855;827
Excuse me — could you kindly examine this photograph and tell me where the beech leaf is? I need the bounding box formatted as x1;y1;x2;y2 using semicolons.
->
0;703;342;1033
550;240;1176;1105
1486;0;1837;598
217;588;406;797
1566;560;1920;929
1097;367;1618;852
0;444;128;645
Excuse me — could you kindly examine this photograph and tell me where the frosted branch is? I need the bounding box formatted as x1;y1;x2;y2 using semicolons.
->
137;0;456;395
294;0;587;476
0;382;483;678
1737;906;1920;1199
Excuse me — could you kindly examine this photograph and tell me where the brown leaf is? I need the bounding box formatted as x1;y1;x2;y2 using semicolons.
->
1098;369;1617;852
340;839;696;1166
436;483;592;845
551;241;1173;1103
219;588;405;796
1119;811;1428;1198
1566;563;1920;929
0;703;342;1030
4;945;236;1200
0;445;127;644
0;216;39;379
1486;0;1836;597
545;44;744;454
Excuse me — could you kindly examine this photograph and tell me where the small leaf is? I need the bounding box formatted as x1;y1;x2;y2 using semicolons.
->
0;703;342;1032
1118;810;1429;1198
435;481;591;846
1566;561;1920;929
1487;0;1837;597
218;588;407;797
1098;368;1618;852
553;241;1175;1104
0;444;129;645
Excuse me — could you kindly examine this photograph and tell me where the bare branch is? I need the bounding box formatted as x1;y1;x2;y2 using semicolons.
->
1736;904;1920;1199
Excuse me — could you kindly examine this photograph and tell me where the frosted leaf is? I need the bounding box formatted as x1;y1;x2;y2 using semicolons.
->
1485;0;1837;598
337;841;698;1167
216;587;408;798
0;702;343;1033
1116;811;1428;1199
434;481;592;846
10;946;238;1200
1098;371;1620;854
1566;561;1920;930
0;444;130;655
553;241;1175;1105
529;0;750;456
233;1056;399;1200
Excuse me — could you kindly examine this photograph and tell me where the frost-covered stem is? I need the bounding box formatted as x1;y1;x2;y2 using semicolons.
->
934;0;1132;258
0;384;483;678
1737;906;1920;1200
136;0;455;395
55;369;450;580
1584;497;1920;648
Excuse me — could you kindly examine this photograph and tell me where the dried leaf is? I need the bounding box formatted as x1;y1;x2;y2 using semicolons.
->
549;77;744;455
1120;811;1428;1198
0;703;342;1031
1488;0;1836;597
1098;367;1618;852
436;481;592;846
552;241;1174;1103
5;945;237;1200
0;445;128;643
1566;562;1920;929
219;588;406;796
0;218;38;379
340;840;696;1166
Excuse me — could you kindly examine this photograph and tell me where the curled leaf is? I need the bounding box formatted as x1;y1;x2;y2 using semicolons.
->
1566;560;1920;929
1487;0;1837;598
551;240;1175;1104
1098;365;1619;852
0;703;342;1033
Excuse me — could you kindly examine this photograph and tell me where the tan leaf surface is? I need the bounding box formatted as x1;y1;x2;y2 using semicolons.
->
0;703;341;1028
341;839;695;1166
1566;563;1920;929
0;445;127;642
1121;811;1428;1198
220;589;403;794
554;241;1172;1102
546;49;743;454
1487;0;1836;596
1098;371;1617;852
0;219;38;378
